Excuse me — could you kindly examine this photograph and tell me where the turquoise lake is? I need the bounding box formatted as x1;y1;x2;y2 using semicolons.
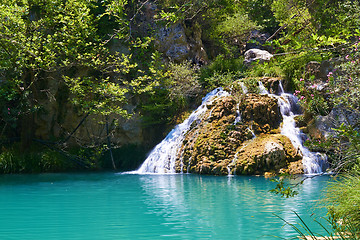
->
0;173;330;239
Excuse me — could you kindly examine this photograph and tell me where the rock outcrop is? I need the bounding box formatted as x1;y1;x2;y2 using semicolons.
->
316;105;360;138
134;1;207;64
239;94;282;133
230;134;302;175
175;87;303;175
244;49;273;66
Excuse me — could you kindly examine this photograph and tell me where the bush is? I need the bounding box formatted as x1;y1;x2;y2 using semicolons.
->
141;61;202;125
199;55;246;89
0;144;74;173
201;71;241;90
324;173;360;235
246;60;284;78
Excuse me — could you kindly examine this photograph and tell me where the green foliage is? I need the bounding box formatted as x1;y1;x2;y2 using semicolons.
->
140;60;201;125
242;0;278;32
328;41;360;112
269;175;299;198
64;75;129;117
0;0;163;150
246;60;283;78
246;52;326;83
155;0;243;57
201;71;240;90
275;210;359;239
322;38;360;172
166;61;201;101
199;55;246;89
331;124;360;171
0;144;73;173
216;12;259;39
202;55;246;75
207;10;260;56
0;79;23;135
310;0;360;41
324;173;360;235
157;0;239;23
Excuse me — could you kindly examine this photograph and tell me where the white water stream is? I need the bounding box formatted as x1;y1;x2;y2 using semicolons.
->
259;81;327;174
134;88;230;174
276;84;327;174
135;83;327;174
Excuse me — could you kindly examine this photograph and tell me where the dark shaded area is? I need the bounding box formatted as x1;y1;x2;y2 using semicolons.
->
101;144;149;171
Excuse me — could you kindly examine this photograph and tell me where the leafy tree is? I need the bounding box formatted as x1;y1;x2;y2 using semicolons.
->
0;0;166;172
0;0;149;146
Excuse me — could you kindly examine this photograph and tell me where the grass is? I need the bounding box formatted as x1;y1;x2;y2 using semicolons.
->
273;211;359;240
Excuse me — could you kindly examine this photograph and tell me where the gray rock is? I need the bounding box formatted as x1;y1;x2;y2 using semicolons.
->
305;60;333;81
244;49;273;66
246;30;271;51
316;105;360;138
263;141;286;168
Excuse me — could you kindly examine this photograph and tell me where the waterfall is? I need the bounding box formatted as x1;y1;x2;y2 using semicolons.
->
135;88;230;174
258;81;269;94
275;82;327;174
134;82;327;175
240;82;248;94
234;103;241;125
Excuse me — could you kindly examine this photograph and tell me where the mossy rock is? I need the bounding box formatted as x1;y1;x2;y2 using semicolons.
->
175;92;304;176
231;134;303;175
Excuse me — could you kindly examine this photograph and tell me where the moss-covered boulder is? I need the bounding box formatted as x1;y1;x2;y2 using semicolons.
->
230;134;303;175
240;94;282;134
175;92;303;176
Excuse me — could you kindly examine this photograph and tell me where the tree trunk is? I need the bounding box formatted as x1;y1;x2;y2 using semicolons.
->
106;116;116;170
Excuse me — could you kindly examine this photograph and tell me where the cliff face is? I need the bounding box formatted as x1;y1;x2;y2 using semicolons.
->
32;73;144;147
133;1;208;64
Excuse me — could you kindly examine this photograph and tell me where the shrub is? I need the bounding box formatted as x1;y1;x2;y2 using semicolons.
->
324;173;360;235
0;144;74;173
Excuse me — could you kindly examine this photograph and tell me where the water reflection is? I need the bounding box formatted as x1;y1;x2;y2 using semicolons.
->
138;174;330;239
0;173;330;240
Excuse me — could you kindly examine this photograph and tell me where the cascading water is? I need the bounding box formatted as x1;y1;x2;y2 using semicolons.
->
233;82;247;125
134;81;327;175
135;88;230;174
258;81;269;95
274;82;327;174
240;82;248;94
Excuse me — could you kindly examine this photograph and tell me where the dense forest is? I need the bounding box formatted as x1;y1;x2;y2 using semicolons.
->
1;0;360;236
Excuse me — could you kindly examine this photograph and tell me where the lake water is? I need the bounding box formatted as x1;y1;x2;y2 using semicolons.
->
0;173;330;239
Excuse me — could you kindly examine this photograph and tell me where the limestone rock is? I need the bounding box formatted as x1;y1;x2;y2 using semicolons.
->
234;134;302;175
240;94;282;133
155;23;190;62
316;105;360;138
244;49;273;66
176;92;302;176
